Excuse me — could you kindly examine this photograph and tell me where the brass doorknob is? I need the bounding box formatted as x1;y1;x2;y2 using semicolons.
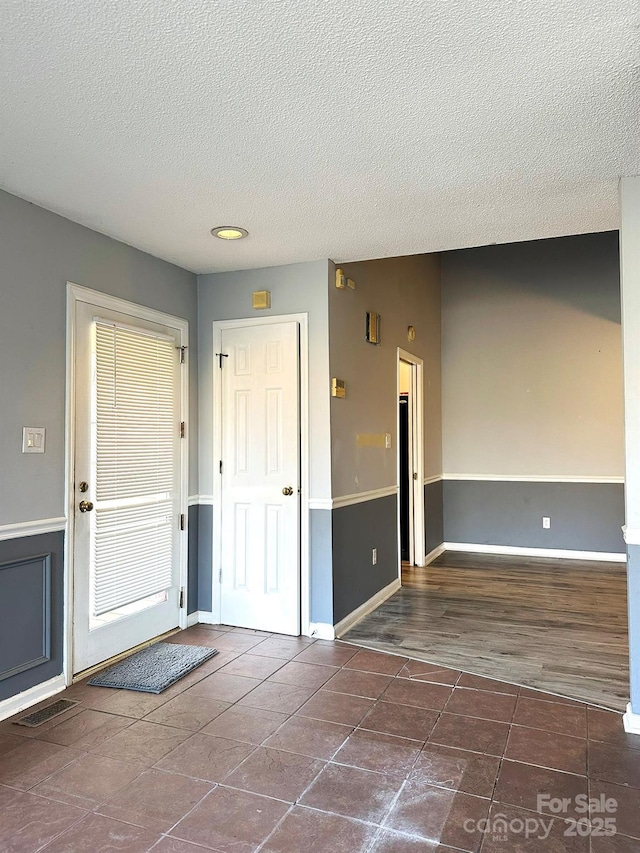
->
282;486;294;496
79;500;94;513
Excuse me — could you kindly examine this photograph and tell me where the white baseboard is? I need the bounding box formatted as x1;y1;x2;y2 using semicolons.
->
623;703;640;734
191;611;332;639
334;578;402;639
195;611;218;625
424;544;445;565
0;674;67;723
443;542;626;562
308;622;335;640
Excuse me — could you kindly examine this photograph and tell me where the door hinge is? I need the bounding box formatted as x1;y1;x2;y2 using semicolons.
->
180;421;185;438
216;352;229;368
177;346;187;364
219;567;222;583
219;459;223;474
179;513;185;531
179;588;185;608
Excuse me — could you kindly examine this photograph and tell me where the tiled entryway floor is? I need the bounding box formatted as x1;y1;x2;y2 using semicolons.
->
1;624;639;852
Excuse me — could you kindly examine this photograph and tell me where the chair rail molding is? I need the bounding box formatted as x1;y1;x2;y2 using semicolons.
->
442;474;624;483
332;486;398;510
0;517;66;542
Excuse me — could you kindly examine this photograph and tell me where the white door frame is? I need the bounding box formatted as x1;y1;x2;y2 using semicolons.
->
212;314;310;635
397;348;425;573
64;283;189;683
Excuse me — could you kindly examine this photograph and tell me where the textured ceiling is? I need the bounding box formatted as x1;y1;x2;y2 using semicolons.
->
1;1;639;273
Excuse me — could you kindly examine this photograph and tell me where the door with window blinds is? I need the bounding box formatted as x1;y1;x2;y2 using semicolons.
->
72;300;184;674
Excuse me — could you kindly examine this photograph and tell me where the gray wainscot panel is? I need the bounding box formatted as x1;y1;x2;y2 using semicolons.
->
310;509;333;625
187;504;199;614
443;480;625;553
425;479;444;555
0;531;64;702
332;494;398;625
627;543;640;714
197;504;213;614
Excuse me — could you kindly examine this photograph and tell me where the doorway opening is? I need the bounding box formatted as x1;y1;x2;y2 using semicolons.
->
397;350;425;569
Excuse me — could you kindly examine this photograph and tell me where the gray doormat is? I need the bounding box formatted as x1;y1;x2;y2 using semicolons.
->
87;642;218;694
15;698;80;728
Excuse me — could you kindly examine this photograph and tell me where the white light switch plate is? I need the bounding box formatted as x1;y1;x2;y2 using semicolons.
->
22;427;45;453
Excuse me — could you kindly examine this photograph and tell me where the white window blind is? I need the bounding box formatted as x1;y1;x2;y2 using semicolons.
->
91;321;177;617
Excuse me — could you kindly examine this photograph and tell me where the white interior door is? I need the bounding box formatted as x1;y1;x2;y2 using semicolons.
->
72;299;185;674
219;321;300;634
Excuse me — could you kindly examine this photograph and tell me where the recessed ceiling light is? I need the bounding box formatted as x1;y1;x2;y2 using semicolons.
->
211;226;248;240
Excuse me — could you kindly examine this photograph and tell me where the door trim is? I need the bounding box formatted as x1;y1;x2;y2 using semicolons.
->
212;314;310;636
397;348;425;572
64;283;189;683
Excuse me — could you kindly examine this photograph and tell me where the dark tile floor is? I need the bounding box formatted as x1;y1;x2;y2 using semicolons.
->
1;624;639;852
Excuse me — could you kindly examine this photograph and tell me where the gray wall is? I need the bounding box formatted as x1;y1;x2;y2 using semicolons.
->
439;232;624;554
197;260;333;621
187;505;199;615
332;495;398;625
441;232;623;479
330;254;442;494
627;545;640;716
0;532;64;701
444;480;625;553
310;510;334;625
185;504;214;615
425;480;444;555
197;260;332;501
0;190;198;701
197;505;213;616
329;254;442;621
0;189;199;525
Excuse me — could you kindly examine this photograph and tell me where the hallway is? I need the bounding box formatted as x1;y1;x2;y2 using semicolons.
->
344;552;629;710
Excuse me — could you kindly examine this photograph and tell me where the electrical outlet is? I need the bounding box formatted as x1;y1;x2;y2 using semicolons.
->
542;517;550;529
372;548;377;565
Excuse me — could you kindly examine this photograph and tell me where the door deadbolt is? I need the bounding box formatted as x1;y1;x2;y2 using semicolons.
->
79;481;89;493
282;486;294;496
78;500;94;513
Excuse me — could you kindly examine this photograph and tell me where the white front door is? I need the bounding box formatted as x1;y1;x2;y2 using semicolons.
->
219;322;300;634
72;296;186;674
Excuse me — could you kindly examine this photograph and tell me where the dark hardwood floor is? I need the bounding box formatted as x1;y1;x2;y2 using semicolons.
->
344;551;630;710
